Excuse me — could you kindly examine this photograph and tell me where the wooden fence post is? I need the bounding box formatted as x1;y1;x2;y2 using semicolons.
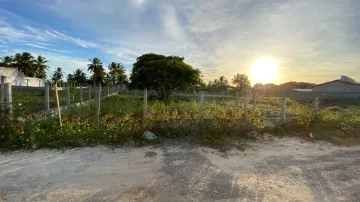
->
45;83;50;111
55;83;62;127
315;97;319;117
4;83;12;120
66;84;70;106
281;95;287;124
80;84;83;104
199;91;205;120
143;89;148;116
244;90;248;123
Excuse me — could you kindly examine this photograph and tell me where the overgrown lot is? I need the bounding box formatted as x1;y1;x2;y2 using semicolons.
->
1;93;360;151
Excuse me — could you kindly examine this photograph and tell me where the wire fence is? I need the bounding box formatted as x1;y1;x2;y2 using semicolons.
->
2;77;360;132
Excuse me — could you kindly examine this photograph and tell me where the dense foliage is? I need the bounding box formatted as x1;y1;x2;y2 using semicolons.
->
130;53;202;100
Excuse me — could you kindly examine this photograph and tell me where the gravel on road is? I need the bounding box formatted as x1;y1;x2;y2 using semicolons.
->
1;137;360;202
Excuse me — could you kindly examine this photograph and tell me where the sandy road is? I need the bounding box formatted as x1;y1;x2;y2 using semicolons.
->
1;137;360;202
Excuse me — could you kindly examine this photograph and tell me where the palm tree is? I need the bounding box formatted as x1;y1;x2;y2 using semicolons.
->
52;67;63;85
108;62;126;85
87;57;104;85
13;52;35;77
34;55;49;79
73;69;87;85
232;74;251;93
0;56;13;67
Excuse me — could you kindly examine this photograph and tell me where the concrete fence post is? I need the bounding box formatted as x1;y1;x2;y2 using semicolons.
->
96;85;101;129
45;83;50;111
4;83;12;120
80;84;83;104
244;90;248;123
1;76;5;106
281;95;287;124
66;84;70;106
199;91;205;120
143;89;148;116
88;85;92;100
235;92;239;106
253;93;257;111
315;97;319;117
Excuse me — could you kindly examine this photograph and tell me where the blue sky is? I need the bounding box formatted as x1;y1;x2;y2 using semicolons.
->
1;0;360;84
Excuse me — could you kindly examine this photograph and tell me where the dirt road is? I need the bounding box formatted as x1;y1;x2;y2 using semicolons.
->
1;137;360;202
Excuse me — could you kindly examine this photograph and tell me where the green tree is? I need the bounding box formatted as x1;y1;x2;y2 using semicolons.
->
72;69;87;85
130;53;202;100
14;52;36;77
34;55;49;79
108;62;127;85
232;73;251;93
52;67;63;84
87;57;105;85
0;56;13;67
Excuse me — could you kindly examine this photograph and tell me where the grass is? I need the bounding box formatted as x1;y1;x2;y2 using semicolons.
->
1;91;360;151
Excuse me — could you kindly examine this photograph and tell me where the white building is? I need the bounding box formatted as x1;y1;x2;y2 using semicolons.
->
290;76;360;101
0;67;45;87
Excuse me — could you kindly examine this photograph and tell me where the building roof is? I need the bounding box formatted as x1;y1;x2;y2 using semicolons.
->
312;75;360;88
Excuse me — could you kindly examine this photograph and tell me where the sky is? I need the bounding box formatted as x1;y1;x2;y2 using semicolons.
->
1;0;360;84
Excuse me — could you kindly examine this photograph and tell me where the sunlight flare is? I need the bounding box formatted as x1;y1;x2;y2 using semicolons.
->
250;58;278;85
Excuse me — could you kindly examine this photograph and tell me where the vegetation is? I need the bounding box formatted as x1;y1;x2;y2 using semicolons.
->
2;90;360;151
1;52;49;78
88;57;105;85
130;53;202;100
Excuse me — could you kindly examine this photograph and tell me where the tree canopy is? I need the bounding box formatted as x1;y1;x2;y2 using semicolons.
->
1;52;49;78
88;57;105;85
130;53;202;100
232;73;251;93
108;62;127;85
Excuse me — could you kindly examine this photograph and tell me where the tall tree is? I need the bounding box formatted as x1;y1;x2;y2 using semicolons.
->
72;69;87;85
34;55;49;79
232;74;251;93
108;62;127;85
0;56;13;67
15;52;35;77
130;53;202;100
52;67;63;84
87;57;105;85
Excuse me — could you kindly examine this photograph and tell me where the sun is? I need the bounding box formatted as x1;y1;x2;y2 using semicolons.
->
250;58;278;85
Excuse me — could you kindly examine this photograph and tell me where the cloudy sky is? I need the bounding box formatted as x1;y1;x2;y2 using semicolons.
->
1;0;360;84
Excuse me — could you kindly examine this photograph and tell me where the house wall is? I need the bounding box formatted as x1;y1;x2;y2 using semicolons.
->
290;90;360;101
0;67;45;87
312;81;360;92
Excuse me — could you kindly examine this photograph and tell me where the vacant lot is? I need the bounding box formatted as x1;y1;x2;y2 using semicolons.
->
1;137;360;201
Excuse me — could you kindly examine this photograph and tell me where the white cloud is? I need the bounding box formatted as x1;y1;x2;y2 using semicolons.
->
24;43;69;54
5;0;360;83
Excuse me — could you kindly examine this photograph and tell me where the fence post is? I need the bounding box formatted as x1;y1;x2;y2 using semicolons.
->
66;84;70;106
4;83;12;120
235;92;239;106
1;76;5;107
252;93;257;111
96;85;101;129
244;90;248;123
80;84;83;104
88;85;92;100
55;83;62;127
199;91;205;120
281;95;287;123
45;83;50;111
315;97;319;117
143;89;148;116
